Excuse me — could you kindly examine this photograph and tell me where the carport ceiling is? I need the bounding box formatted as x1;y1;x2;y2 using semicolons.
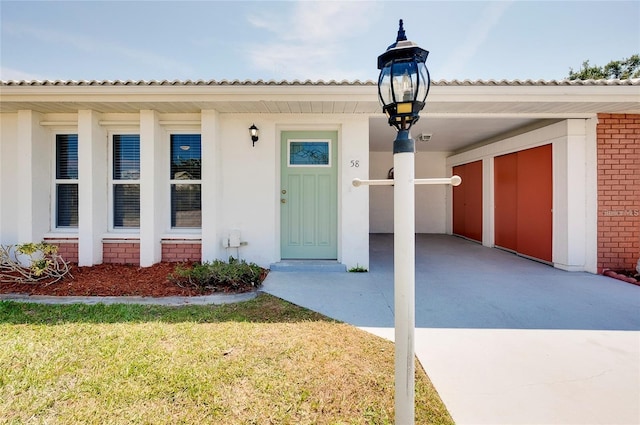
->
369;115;542;153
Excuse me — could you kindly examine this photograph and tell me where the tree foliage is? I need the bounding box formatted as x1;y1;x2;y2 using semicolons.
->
568;54;640;80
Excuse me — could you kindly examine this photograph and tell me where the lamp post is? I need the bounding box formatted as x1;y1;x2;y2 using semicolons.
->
352;19;461;424
379;20;428;425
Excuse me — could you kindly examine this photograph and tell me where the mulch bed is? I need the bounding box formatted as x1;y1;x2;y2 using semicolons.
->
0;263;257;297
602;269;640;286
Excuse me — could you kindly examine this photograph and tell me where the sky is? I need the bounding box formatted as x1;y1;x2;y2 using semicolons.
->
1;0;639;82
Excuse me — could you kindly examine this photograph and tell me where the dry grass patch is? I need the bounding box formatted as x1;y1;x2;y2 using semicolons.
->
0;295;453;424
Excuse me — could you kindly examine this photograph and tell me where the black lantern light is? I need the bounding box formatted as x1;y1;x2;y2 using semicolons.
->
249;124;259;146
377;19;430;151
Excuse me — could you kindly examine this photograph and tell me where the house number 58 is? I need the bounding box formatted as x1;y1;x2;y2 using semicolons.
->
350;160;360;168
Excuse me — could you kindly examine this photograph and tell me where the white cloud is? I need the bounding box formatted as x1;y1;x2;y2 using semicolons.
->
2;22;194;79
0;67;44;81
440;1;513;79
247;1;383;80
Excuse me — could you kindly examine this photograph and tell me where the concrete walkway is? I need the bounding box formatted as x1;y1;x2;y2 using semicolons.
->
262;234;640;425
0;292;257;306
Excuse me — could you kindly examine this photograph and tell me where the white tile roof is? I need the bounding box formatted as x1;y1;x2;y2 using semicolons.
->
2;78;639;87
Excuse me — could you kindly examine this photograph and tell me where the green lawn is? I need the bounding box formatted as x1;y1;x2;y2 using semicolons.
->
0;294;453;424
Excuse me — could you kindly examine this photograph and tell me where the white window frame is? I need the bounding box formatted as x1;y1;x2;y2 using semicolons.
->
108;132;141;233
51;130;79;232
169;132;202;231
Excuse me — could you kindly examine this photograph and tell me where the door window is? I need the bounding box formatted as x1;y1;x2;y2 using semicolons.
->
288;140;330;167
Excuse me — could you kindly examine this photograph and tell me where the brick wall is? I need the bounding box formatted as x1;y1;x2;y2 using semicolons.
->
43;238;79;263
161;241;201;262
103;241;140;265
597;113;640;272
101;240;200;264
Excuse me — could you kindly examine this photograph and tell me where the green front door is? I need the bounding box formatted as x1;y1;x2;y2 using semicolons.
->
280;131;338;259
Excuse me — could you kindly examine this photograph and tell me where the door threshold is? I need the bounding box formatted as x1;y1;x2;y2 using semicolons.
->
270;260;346;272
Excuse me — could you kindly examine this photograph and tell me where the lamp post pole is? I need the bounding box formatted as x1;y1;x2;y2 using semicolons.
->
393;130;416;424
353;171;461;425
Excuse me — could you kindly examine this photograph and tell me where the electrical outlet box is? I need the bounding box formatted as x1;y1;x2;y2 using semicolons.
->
229;230;241;248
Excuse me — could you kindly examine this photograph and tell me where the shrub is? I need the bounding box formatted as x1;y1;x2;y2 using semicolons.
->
0;242;72;285
348;264;368;273
169;257;267;292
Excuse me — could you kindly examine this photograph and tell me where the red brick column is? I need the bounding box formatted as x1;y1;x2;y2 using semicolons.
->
43;238;79;263
102;240;140;265
597;113;640;273
161;241;201;262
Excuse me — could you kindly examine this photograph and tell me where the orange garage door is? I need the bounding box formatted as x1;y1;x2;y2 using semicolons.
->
453;160;483;242
494;144;552;263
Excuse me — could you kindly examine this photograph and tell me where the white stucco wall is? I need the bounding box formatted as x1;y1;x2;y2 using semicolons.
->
368;151;393;233
0;113;19;245
369;150;448;233
0;109;370;270
216;115;279;267
339;117;370;268
17;110;50;244
216;114;370;269
0;108;606;274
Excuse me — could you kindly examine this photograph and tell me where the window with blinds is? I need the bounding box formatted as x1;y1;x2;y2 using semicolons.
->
170;134;201;228
55;134;78;228
112;135;140;228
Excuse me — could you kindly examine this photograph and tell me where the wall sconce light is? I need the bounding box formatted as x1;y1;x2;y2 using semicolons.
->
249;124;259;147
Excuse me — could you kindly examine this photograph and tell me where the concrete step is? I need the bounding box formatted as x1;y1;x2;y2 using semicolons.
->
269;260;347;272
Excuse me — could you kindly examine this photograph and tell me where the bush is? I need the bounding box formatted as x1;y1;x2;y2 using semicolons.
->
348;264;368;273
0;242;72;285
169;257;267;292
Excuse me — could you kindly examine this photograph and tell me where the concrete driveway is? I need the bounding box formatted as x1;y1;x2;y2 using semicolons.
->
262;234;640;425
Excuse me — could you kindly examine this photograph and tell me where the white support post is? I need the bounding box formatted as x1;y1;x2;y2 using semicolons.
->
201;110;220;263
78;110;107;266
139;110;163;267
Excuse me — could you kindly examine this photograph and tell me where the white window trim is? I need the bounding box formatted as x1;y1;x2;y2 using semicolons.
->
168;131;202;232
161;234;202;241
108;131;141;233
51;130;79;233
